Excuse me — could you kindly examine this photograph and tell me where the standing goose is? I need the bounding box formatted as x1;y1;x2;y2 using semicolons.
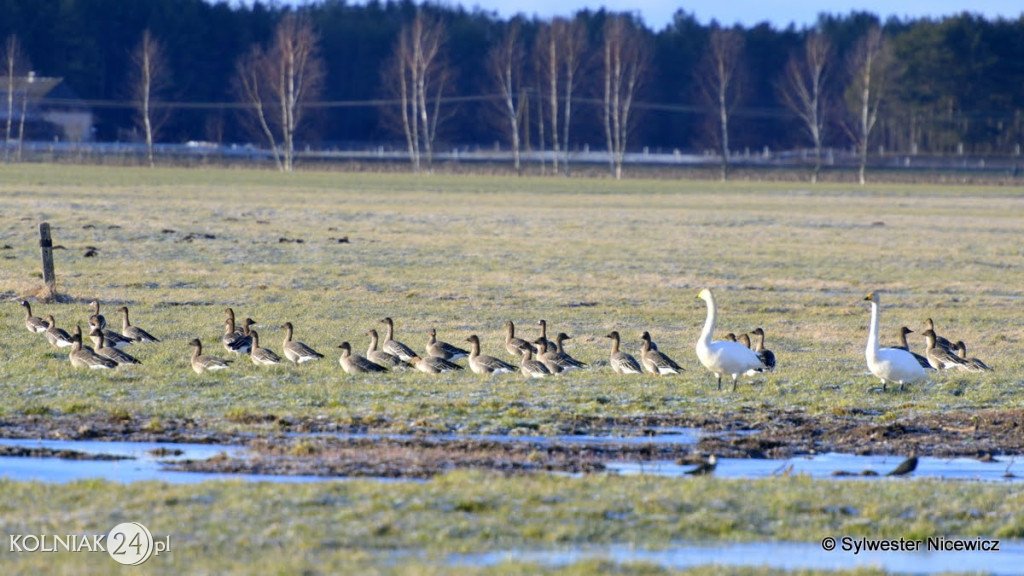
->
281;321;324;364
552;333;586;370
863;292;929;392
69;332;117;370
639;331;684;375
248;330;282;366
90;327;141;365
224;308;245;336
20;300;48;334
519;347;551;378
188;339;232;374
88;300;107;331
751;328;776;372
923;318;954;352
88;315;133;349
117;306;160;343
922;329;967;370
426;328;469;361
533;338;564;374
605;331;643;375
380;317;419;362
695;289;766;391
44;315;75;348
895;327;932;369
465;335;517;375
535;319;554;353
223;318;253;354
954;341;993;372
337;342;388;374
409;355;463;374
366;329;404;368
504;320;537;359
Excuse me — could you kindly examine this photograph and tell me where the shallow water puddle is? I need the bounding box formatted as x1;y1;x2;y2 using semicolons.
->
607;452;1021;483
0;438;340;484
287;426;754;446
449;540;1024;575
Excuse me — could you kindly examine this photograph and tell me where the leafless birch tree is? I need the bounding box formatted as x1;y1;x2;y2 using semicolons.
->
233;14;323;172
780;31;831;183
697;27;744;181
559;18;585;176
601;15;648;180
844;25;890;185
383;13;450;173
3;34;29;163
129;29;169;167
489;21;525;173
233;46;283;170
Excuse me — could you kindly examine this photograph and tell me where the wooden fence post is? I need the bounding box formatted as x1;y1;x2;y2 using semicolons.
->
39;222;56;298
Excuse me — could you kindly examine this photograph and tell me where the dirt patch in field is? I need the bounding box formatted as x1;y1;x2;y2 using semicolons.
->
1;408;1022;478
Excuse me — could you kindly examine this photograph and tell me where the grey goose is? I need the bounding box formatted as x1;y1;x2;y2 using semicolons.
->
954;341;993;372
426;328;469;361
117;306;160;343
751;328;776;372
337;342;388;374
248;330;282;366
88;300;107;331
20;300;49;333
519;347;551;378
552;333;586;370
895;327;932;370
87;315;133;349
639;331;684;375
504;320;536;359
366;329;404;368
532;338;564;374
89;327;141;365
223;317;254;354
44;315;75;348
535;319;554;353
281;321;324;364
188;339;232;374
380;317;419;362
922;329;966;370
923;318;954;352
409;355;463;374
69;333;117;370
605;331;643;375
465;335;516;375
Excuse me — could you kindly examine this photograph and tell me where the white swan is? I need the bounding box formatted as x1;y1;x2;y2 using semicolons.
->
696;289;766;391
864;292;929;391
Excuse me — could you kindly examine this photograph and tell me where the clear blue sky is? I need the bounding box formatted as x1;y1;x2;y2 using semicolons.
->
431;1;1020;30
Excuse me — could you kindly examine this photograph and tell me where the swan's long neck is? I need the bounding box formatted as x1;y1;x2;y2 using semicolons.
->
699;295;716;349
866;301;880;359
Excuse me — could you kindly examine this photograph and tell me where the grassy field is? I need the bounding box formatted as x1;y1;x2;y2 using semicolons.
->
1;164;1023;573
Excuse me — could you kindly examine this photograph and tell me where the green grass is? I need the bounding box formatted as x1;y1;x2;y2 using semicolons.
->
0;473;1019;574
1;164;1023;574
1;164;1022;429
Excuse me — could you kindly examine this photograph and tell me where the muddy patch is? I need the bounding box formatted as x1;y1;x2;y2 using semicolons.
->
2;408;1023;480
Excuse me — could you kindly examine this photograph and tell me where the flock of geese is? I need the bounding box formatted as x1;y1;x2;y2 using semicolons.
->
17;289;992;390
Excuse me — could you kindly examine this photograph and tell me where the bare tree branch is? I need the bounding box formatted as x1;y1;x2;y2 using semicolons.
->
844;25;890;185
233;46;283;171
602;15;648;180
780;31;831;183
697;26;745;181
3;34;30;163
129;29;170;167
489;21;524;174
